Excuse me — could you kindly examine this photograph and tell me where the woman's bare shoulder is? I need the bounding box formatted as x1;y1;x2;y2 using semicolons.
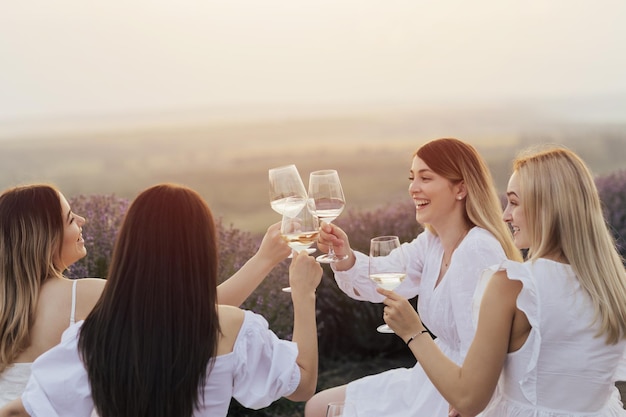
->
74;277;107;288
217;305;245;355
218;305;245;329
71;278;107;320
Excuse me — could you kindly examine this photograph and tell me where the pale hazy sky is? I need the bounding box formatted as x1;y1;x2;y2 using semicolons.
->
1;0;625;124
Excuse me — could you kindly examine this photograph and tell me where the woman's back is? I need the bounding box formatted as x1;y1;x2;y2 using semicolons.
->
14;277;105;363
18;305;307;416
0;277;105;407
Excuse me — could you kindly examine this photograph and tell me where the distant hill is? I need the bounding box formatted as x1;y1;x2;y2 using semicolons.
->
1;105;625;233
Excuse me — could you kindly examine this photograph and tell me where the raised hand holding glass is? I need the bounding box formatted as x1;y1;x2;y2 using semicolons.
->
280;198;320;292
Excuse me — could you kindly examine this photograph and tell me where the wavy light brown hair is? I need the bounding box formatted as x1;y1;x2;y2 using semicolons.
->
0;185;66;372
416;138;522;262
78;183;221;417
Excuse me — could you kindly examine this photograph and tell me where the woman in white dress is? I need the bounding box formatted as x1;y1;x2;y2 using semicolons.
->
381;146;626;416
0;184;295;408
0;183;323;417
305;138;522;417
0;185;106;406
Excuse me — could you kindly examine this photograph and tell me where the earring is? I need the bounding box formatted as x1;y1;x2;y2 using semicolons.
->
456;196;463;200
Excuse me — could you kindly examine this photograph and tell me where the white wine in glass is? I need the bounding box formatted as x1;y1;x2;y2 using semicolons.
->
268;164;308;216
308;169;348;263
268;164;315;258
369;235;407;333
280;198;320;292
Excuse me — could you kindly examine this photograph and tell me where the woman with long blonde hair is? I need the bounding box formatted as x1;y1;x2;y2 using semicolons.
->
0;185;106;406
381;146;626;416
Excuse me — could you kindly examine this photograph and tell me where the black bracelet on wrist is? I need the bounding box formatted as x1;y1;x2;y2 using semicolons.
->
406;329;429;347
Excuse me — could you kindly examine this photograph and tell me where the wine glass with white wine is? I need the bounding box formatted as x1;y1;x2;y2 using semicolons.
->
308;169;348;263
280;197;320;292
369;235;407;333
268;164;315;259
268;164;308;216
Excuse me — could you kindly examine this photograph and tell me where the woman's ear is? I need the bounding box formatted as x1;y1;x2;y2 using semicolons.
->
455;181;467;201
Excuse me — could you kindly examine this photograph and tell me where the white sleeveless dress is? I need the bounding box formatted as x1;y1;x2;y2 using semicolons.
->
476;259;626;416
0;279;78;407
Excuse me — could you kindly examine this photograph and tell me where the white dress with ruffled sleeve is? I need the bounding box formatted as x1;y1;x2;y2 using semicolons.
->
475;259;626;417
21;310;301;417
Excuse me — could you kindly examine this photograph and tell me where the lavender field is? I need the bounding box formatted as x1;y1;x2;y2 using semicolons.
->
2;110;626;415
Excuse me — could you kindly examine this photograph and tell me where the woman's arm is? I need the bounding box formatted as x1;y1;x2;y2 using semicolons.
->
217;222;291;306
330;227;426;302
285;251;323;401
379;270;521;416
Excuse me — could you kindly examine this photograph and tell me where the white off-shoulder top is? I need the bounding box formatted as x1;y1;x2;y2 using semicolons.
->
22;310;301;417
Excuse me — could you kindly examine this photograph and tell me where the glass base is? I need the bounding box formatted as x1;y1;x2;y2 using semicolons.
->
376;324;395;334
315;252;349;263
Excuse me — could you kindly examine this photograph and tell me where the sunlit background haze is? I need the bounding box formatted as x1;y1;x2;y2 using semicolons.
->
1;0;625;232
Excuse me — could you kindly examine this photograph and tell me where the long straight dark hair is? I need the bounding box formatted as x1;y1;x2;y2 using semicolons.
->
78;183;220;417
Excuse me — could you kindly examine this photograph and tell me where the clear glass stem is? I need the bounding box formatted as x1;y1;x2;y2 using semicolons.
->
327;242;337;258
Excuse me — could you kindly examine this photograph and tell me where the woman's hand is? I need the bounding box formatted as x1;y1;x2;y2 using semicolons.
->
317;222;355;271
289;250;323;295
256;221;292;266
377;287;425;343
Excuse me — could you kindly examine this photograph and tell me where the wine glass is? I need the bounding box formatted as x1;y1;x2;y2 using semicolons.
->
280;197;320;292
326;401;357;417
268;164;308;216
308;169;348;263
369;235;407;333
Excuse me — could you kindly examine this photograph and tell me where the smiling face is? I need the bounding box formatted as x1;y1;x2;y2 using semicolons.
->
55;192;87;270
503;171;530;250
408;155;464;228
